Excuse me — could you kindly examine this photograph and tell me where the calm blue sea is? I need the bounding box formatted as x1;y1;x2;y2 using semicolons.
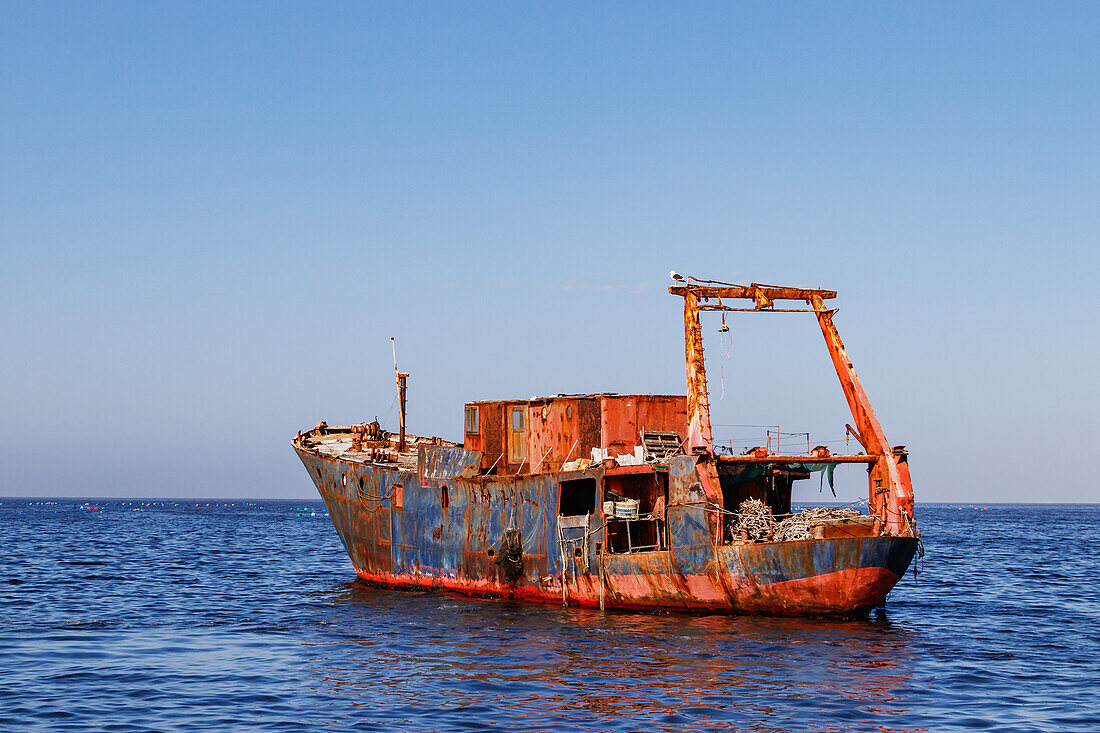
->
1;500;1097;732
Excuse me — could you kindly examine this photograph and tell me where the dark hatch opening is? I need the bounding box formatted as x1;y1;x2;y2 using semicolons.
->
559;478;597;517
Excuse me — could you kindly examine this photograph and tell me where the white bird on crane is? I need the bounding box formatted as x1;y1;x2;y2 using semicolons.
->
669;271;685;282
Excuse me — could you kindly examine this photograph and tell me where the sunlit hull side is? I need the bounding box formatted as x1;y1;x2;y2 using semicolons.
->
296;442;916;617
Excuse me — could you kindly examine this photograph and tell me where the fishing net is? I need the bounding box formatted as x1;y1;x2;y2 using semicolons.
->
735;499;863;542
773;506;862;541
735;499;773;541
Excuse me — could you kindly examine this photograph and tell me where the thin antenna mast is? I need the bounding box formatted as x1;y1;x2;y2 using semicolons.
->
391;337;409;453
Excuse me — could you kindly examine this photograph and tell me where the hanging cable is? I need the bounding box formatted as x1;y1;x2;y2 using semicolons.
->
717;310;731;401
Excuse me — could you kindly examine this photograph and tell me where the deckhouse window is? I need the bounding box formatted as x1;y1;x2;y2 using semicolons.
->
465;406;479;434
508;407;527;463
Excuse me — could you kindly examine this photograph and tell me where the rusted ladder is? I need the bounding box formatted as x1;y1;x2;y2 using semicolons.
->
555;513;591;607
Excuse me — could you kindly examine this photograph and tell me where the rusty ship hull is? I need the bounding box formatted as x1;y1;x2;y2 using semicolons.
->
293;422;917;616
293;281;920;616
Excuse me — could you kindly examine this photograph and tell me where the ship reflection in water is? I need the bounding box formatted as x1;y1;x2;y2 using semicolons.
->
306;583;920;731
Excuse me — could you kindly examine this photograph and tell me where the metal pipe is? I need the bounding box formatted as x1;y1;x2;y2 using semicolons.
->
598;545;605;611
716;454;876;465
391;337;408;454
531;445;554;473
397;372;408;454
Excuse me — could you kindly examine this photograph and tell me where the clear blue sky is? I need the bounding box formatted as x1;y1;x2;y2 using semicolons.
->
2;3;1097;501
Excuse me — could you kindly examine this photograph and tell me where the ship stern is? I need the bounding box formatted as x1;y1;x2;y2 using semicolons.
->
718;535;919;615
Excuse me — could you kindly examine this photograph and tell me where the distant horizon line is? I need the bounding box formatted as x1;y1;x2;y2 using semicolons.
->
1;496;1096;506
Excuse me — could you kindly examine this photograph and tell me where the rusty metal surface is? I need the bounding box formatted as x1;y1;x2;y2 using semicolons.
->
668;283;837;302
418;445;482;481
599;395;686;455
527;398;584;471
682;292;714;452
476;401;503;471
577;398;602;459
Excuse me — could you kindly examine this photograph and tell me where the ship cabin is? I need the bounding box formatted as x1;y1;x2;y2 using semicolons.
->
460;393;828;550
461;394;681;553
461;393;685;476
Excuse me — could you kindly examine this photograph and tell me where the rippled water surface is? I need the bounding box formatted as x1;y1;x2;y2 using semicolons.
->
2;500;1098;731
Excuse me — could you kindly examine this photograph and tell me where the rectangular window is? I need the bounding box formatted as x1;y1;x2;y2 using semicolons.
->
508;407;528;464
559;477;597;517
465;406;479;434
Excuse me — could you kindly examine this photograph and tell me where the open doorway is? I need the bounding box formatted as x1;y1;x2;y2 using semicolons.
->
603;470;668;554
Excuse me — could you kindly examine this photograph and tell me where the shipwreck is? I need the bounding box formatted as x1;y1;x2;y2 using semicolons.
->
293;277;919;615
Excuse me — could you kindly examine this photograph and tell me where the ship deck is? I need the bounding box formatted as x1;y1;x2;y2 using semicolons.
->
296;425;456;470
296;424;880;473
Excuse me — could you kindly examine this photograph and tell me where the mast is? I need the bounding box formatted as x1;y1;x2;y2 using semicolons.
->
682;290;714;452
392;337;408;453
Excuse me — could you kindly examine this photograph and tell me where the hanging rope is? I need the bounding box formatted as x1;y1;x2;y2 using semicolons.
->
717;311;731;401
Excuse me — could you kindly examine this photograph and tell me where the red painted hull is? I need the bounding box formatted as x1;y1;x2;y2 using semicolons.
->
334;523;917;616
297;434;918;617
348;564;908;616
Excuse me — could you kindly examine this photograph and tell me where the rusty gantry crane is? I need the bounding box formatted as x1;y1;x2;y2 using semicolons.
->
671;278;916;539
